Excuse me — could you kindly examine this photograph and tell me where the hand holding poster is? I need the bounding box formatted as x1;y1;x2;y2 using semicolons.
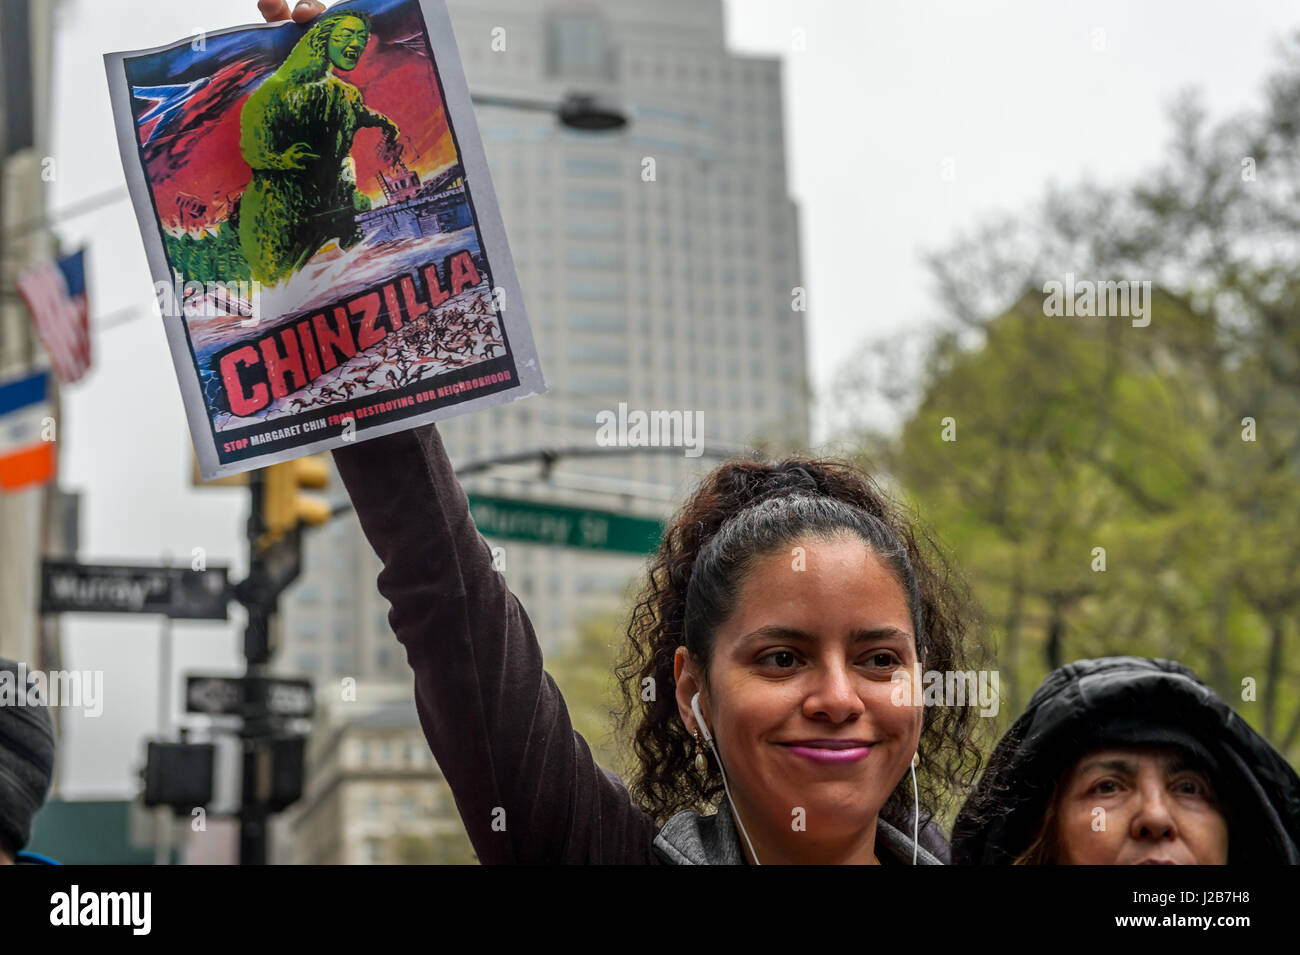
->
103;0;546;479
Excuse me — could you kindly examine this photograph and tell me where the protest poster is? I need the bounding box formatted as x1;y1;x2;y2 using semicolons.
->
104;0;546;479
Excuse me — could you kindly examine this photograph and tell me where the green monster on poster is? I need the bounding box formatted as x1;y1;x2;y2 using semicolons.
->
237;10;403;285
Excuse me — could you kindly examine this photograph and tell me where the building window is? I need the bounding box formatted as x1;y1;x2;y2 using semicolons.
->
546;12;616;82
569;311;626;333
567;246;624;269
570;373;629;395
567;341;628;364
566;186;622;208
565;215;622;239
565;156;621;178
566;278;623;301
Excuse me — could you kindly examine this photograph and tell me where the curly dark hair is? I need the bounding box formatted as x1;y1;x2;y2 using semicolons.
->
614;454;988;834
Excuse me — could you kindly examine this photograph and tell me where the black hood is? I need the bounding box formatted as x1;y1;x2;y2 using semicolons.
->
951;656;1300;865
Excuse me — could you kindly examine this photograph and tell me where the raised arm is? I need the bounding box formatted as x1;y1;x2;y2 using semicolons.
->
331;423;659;863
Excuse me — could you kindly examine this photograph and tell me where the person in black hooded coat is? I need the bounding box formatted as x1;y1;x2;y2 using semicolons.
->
951;656;1300;865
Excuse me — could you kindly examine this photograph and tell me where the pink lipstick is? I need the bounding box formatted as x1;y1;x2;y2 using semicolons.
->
780;740;873;763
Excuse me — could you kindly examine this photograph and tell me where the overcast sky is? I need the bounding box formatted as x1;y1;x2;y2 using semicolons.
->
42;0;1300;796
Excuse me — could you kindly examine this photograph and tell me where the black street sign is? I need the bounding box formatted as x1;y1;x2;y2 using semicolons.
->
186;675;314;719
40;561;230;619
252;677;314;719
186;676;245;716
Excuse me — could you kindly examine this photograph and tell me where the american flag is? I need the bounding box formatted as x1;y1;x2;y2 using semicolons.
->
16;249;91;384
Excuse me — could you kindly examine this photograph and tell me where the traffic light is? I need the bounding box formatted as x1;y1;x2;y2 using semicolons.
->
267;733;306;813
143;741;215;815
262;455;332;545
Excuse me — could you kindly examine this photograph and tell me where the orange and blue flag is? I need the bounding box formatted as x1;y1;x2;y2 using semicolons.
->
0;370;55;492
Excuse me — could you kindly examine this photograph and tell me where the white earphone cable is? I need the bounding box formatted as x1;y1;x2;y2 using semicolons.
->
707;736;761;866
693;691;761;864
910;755;919;865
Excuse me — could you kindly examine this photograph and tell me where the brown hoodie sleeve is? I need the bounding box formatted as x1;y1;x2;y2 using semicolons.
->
331;423;660;863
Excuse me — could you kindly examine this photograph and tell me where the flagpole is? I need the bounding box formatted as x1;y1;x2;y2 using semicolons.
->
0;37;8;373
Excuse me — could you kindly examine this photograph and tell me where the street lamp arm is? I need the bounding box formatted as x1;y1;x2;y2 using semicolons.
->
325;440;760;519
455;440;760;476
471;90;628;131
469;92;565;114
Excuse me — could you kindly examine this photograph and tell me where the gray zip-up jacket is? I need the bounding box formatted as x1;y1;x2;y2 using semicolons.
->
333;422;943;865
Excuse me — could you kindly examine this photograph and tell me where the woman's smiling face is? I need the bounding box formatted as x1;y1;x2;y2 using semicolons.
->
676;532;923;861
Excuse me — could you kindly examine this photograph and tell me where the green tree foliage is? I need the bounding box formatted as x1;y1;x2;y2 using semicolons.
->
545;606;635;779
831;41;1300;764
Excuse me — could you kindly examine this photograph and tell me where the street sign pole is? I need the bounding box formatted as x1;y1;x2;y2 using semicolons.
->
239;604;273;866
239;468;272;866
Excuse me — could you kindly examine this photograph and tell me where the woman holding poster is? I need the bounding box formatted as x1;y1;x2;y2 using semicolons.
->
272;0;985;867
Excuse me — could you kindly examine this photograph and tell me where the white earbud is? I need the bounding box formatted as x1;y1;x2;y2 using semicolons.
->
690;691;759;865
690;691;712;744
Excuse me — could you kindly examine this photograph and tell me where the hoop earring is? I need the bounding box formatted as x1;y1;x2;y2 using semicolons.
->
693;728;708;776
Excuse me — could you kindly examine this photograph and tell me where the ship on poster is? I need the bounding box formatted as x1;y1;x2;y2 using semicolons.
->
104;0;545;479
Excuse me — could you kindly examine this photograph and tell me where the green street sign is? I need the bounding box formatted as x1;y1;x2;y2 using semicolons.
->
467;495;664;555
